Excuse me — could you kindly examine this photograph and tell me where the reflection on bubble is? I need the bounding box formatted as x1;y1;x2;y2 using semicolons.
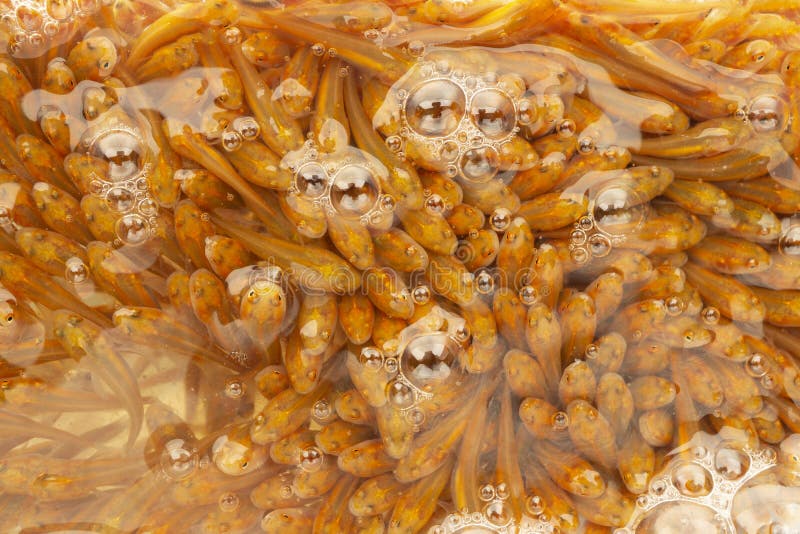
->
115;213;151;245
16;5;42;31
295;162;328;198
400;333;457;392
90;130;145;181
386;378;414;409
593;186;647;237
715;447;750;480
218;492;239;512
46;0;73;21
106;186;135;212
64;256;88;284
747;95;786;133
405;80;466;137
778;224;800;258
469;89;516;139
299;446;324;472
160;438;198;481
459;146;499;183
489;208;512;233
330;165;380;218
672;462;714;497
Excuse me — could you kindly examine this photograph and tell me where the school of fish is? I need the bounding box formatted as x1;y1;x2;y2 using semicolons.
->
1;0;800;532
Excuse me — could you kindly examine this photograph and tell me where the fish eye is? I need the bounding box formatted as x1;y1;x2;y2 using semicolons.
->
4;313;13;324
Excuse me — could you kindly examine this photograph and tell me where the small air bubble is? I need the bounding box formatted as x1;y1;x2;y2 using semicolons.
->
490;208;512;231
298;446;324;472
218;492;239;512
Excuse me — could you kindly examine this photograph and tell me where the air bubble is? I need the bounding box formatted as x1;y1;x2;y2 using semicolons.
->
490;208;512;231
311;43;326;56
299;446;324;472
359;347;384;370
106;187;135;212
385;135;403;152
747;94;786;133
115;213;151;245
405;80;466;137
278;484;294;499
386;378;414;408
585;344;599;359
519;285;538;305
46;0;73;21
570;247;589;264
218;492;239;512
64;256;88;284
295;162;328;198
714;447;750;480
160;438;198;481
221;130;243;152
485;500;511;526
552;411;569;430
435;140;458;162
593;185;647;237
233;116;260;140
469;89;516;139
224;378;244;399
672;462;713;497
526;494;544;516
778;224;800;258
406;407;425;426
16;5;42;31
330;165;380;218
383;358;399;374
578;216;594;231
400;333;457;392
90;130;145;181
570;229;587;245
459;146;499;183
412;285;430;305
578;137;596;154
701;307;721;324
42;21;59;36
480;484;496;501
665;296;684;316
312;399;332;421
424;194;445;214
475;271;494;294
407;40;425;57
557;119;576;138
588;233;612;257
745;353;768;377
139;198;158;217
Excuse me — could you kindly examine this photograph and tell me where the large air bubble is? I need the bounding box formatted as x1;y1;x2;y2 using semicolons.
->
405;79;466;137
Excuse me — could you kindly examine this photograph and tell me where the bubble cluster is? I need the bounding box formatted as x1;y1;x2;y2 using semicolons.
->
84;124;158;246
285;143;395;225
367;306;469;416
429;482;560;533
0;0;100;57
568;178;649;264
388;60;527;185
220;116;260;152
619;432;777;534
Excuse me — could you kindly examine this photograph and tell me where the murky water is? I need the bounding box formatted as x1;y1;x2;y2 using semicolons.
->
0;0;800;532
